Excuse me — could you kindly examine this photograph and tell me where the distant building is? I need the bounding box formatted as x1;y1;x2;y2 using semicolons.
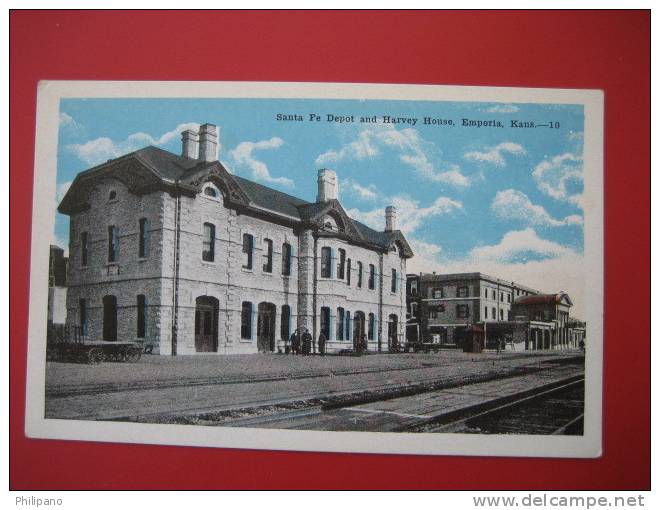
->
406;272;584;351
58;123;413;354
47;245;68;325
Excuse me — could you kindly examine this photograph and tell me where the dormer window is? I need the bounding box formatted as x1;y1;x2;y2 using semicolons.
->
108;190;117;201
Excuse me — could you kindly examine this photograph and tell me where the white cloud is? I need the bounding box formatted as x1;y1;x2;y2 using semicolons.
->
68;122;201;166
316;125;469;187
466;228;574;263
229;137;294;188
464;142;526;167
491;189;583;227
347;195;462;234
341;178;378;201
532;152;583;208
481;104;520;113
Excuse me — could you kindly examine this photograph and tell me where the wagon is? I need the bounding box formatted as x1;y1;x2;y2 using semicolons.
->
47;325;142;364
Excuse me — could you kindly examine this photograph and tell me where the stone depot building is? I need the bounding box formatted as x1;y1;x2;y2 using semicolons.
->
59;123;413;355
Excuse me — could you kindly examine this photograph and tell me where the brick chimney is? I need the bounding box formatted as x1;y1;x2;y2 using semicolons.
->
317;169;338;202
181;129;199;159
198;123;219;162
385;205;397;231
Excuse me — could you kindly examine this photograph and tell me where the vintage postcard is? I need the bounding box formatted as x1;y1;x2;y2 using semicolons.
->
25;81;603;457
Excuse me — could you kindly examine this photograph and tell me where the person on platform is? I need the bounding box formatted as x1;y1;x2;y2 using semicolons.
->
291;329;300;355
318;332;327;356
302;329;312;355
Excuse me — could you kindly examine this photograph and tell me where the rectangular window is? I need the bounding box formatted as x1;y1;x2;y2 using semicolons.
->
321;247;331;278
337;248;346;279
345;311;351;341
79;298;87;335
80;232;88;266
457;286;469;297
410;280;418;295
492;290;496;300
320;307;331;339
336;308;345;340
282;243;292;276
484;288;488;298
281;305;291;340
507;294;511;303
138;218;149;258
263;238;273;273
430;307;438;319
457;304;470;319
368;313;375;340
202;223;215;262
137;294;146;338
484;306;488;319
410;303;417;317
241;302;252;339
368;264;375;290
391;269;397;293
500;292;504;302
492;307;496;319
108;226;118;262
433;287;443;298
346;259;351;286
500;309;504;321
242;234;253;269
357;262;363;288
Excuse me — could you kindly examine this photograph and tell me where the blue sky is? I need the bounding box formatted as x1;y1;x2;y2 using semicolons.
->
56;97;586;315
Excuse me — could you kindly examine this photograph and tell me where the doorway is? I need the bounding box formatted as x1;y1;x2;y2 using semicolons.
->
257;302;276;352
195;296;219;352
353;311;366;349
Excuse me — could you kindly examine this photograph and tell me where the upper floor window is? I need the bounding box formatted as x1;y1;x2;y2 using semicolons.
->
282;242;292;276
263;238;273;273
410;280;418;295
80;232;88;267
432;287;443;299
337;248;346;279
484;288;488;298
410;303;418;317
204;186;218;197
368;264;375;290
457;286;469;298
391;269;397;293
492;290;496;300
456;304;470;319
202;223;215;262
321;247;331;278
357;262;363;288
108;190;117;201
500;292;504;302
484;306;488;319
500;308;505;321
107;225;118;263
492;307;496;319
242;233;253;269
507;294;511;303
138;218;150;258
346;259;351;286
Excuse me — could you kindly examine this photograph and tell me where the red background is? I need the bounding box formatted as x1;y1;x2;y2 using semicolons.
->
10;10;650;489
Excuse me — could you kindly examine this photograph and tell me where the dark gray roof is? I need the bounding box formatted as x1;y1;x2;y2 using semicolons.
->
232;175;310;219
59;145;413;257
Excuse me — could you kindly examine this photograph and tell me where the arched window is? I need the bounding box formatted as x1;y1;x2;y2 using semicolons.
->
204;186;217;197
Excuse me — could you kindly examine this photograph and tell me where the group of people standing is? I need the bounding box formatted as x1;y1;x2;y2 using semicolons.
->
288;329;327;355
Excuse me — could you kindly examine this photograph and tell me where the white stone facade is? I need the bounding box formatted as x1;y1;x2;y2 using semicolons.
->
61;125;412;355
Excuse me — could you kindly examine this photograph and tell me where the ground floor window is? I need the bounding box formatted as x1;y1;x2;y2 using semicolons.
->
368;313;375;340
280;305;291;340
320;307;330;339
336;307;345;340
241;301;253;339
102;295;117;342
137;294;146;338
